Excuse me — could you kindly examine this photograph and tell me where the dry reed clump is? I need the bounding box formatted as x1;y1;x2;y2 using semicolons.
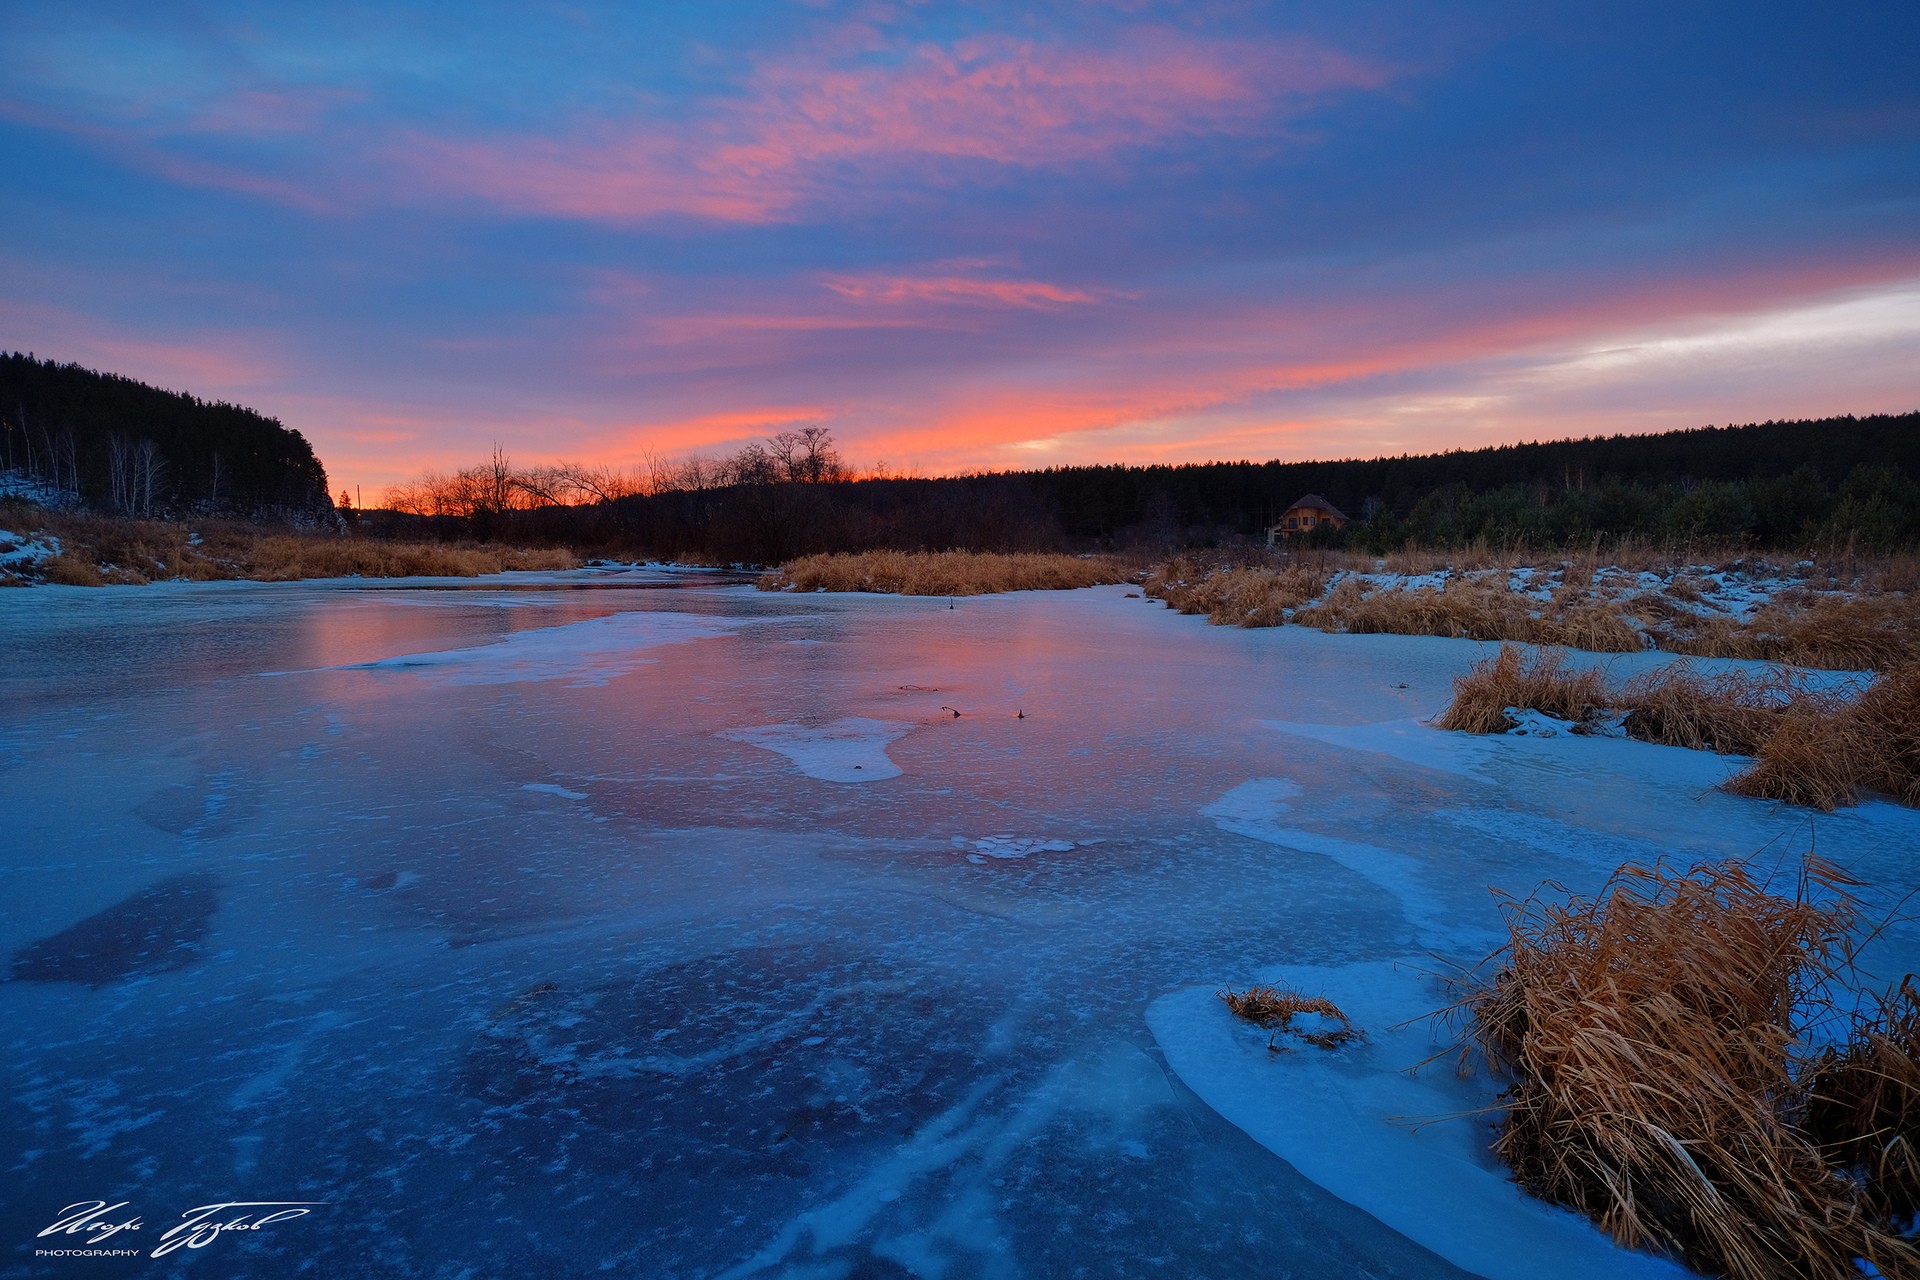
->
1435;645;1610;734
0;505;579;584
239;536;574;580
1437;647;1920;811
1618;661;1815;756
1219;984;1359;1049
763;550;1132;596
1729;663;1920;810
1658;595;1920;671
1465;858;1918;1279
1294;577;1647;653
1141;559;1331;626
1803;978;1920;1227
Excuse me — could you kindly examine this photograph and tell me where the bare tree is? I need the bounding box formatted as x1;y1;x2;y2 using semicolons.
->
772;426;842;484
107;434;134;515
134;438;167;516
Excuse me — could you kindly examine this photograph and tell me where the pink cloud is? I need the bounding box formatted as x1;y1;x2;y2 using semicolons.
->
819;272;1108;308
397;27;1389;224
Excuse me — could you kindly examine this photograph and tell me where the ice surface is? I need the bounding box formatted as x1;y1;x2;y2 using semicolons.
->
325;609;751;685
4;575;1916;1277
1148;962;1691;1280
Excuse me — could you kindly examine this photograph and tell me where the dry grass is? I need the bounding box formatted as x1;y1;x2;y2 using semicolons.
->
1143;556;1332;626
237;536;574;580
1729;664;1920;811
1619;662;1817;756
0;503;576;585
1436;646;1920;810
1803;978;1920;1227
1144;549;1920;671
762;549;1134;596
1219;984;1360;1049
1464;858;1918;1279
1435;646;1612;734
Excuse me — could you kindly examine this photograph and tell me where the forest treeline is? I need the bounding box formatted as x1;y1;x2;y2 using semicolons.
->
0;353;334;521
5;348;1912;562
372;411;1920;563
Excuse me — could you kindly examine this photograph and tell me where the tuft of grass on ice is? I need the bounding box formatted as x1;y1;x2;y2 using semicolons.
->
1460;857;1919;1280
1219;984;1361;1049
1434;645;1610;734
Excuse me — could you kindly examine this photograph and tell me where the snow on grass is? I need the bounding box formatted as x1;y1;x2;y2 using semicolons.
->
719;717;912;781
1148;960;1693;1280
0;529;60;570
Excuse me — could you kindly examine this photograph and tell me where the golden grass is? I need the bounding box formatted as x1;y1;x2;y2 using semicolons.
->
1436;646;1920;810
1728;664;1920;811
1465;858;1918;1279
1219;984;1360;1049
1144;550;1920;670
237;536;575;580
1803;978;1920;1227
762;549;1134;596
1143;556;1332;625
1618;662;1815;756
1435;646;1611;734
0;503;576;585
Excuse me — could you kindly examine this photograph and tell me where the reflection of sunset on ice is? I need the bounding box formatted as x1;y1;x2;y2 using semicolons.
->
6;572;1917;1273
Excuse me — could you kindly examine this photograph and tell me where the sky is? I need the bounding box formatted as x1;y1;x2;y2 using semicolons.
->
3;1;1918;498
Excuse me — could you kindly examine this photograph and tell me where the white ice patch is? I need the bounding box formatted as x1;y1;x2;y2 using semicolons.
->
1205;779;1453;936
1200;777;1303;826
954;835;1078;860
1262;717;1496;781
720;717;911;782
325;611;744;686
521;782;588;800
1148;961;1689;1280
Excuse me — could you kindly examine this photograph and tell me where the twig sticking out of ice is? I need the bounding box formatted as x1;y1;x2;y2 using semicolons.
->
719;717;912;782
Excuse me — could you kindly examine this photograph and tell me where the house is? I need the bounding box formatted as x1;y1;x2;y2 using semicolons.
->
1267;493;1349;546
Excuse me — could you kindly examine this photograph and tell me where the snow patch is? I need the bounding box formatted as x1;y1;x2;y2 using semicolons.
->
1148;960;1690;1280
953;835;1078;860
720;717;912;782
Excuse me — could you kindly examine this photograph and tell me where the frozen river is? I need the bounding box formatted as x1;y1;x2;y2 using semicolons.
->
4;569;1916;1278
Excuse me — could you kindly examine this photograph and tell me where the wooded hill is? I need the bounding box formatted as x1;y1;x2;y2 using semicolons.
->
0;353;334;521
1021;411;1920;550
455;411;1918;561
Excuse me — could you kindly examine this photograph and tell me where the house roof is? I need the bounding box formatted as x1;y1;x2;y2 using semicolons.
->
1284;493;1348;519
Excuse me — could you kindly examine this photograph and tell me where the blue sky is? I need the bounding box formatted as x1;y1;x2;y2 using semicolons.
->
3;1;1917;495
